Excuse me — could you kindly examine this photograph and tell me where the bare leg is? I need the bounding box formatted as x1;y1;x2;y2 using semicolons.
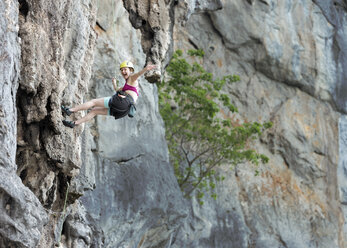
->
75;107;108;125
70;98;105;112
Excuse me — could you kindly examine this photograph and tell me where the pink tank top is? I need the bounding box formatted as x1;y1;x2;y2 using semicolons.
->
123;81;139;96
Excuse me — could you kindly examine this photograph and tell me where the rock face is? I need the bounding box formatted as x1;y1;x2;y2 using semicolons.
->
1;0;347;247
2;0;97;247
314;0;347;113
79;2;187;247
339;115;347;242
0;1;47;247
122;0;223;82
172;0;346;247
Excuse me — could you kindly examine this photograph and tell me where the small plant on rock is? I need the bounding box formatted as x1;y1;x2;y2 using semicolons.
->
158;49;272;204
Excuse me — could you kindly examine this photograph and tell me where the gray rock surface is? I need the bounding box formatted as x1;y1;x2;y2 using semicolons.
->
0;1;47;247
0;0;19;172
172;0;346;247
0;169;48;248
79;2;187;247
14;0;98;247
1;0;347;247
314;0;347;113
339;115;347;241
122;0;223;83
209;0;337;102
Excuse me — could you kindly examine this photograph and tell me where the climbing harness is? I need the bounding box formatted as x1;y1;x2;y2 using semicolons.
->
109;91;136;119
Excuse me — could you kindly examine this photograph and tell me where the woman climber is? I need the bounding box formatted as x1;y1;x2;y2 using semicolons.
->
61;61;157;128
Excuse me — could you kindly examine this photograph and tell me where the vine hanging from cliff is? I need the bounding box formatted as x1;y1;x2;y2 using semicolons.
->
158;50;272;204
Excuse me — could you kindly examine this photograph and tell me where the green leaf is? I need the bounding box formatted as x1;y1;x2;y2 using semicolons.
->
188;49;205;57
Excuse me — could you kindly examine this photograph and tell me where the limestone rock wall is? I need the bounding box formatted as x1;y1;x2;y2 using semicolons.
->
77;1;229;247
172;0;347;247
1;0;347;247
122;0;223;82
17;0;98;246
0;1;47;247
1;0;98;247
79;2;186;247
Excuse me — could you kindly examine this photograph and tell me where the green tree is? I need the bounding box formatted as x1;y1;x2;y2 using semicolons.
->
158;50;272;204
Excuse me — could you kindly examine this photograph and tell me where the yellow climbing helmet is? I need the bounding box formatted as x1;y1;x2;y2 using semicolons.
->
119;61;134;71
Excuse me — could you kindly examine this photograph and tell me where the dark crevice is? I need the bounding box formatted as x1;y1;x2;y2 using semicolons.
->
333;1;347;11
18;0;29;17
113;154;144;164
95;21;106;32
206;13;226;47
54;173;72;211
61;219;68;240
258;0;269;6
19;168;27;181
188;39;199;50
314;149;325;156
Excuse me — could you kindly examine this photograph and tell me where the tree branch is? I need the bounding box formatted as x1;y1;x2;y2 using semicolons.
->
184;156;224;197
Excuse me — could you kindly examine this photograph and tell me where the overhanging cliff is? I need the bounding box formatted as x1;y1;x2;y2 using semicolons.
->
1;0;347;247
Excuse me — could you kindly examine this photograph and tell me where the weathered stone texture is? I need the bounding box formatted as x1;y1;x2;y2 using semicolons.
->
1;0;347;247
79;2;187;247
0;1;47;247
313;0;347;113
122;0;223;83
12;0;97;247
339;115;347;241
0;169;48;248
1;0;20;171
17;0;97;204
122;0;174;82
172;0;346;247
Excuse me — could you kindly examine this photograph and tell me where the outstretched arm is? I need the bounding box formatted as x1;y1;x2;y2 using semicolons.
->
128;64;157;84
